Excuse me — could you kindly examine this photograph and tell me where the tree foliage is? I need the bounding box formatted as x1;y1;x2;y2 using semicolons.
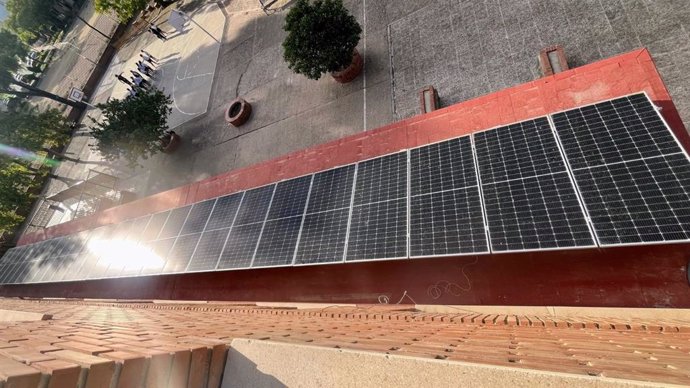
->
0;209;24;235
0;28;28;89
0;27;86;108
90;87;172;166
95;0;148;22
0;163;38;212
4;0;58;43
0;108;72;151
282;0;361;80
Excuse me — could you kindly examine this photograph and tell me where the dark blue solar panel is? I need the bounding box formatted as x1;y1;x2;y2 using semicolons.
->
143;211;170;241
409;136;488;256
186;228;229;271
159;205;192;239
347;152;408;260
475;118;595;251
306;165;356;212
234;185;275;225
552;94;690;245
217;223;263;269
295;208;350;264
266;176;311;220
163;233;201;273
253;216;303;267
181;199;216;235
205;193;243;230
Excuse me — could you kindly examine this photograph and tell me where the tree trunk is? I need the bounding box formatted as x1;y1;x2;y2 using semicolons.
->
2;78;86;109
16;169;78;185
42;148;80;163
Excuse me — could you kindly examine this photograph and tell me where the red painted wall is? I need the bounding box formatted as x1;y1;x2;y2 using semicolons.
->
6;48;690;307
1;245;688;307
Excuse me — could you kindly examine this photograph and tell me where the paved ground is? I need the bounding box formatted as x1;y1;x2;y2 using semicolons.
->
387;0;690;122
35;0;690;228
32;1;118;112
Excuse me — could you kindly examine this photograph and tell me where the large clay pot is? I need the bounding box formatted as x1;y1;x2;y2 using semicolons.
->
225;98;252;127
331;49;363;84
161;131;181;154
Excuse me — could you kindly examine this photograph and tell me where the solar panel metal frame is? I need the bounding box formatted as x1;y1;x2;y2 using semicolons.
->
548;91;690;248
470;117;598;254
406;136;492;258
343;151;409;263
291;163;357;267
7;92;690;283
250;175;314;268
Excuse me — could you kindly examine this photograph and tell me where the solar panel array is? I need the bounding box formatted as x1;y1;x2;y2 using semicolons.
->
2;93;690;285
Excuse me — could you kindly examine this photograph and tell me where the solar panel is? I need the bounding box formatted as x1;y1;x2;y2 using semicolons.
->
552;93;690;245
112;220;134;240
346;152;408;260
143;211;170;241
3;263;21;284
306;165;356;213
253;216;303;267
186;228;230;271
140;238;175;275
61;254;88;281
181;199;216;235
266;176;311;219
346;199;408;260
127;216;152;242
353;153;407;205
293;165;356;265
0;248;17;264
0;264;7;284
205;193;243;231
158;205;192;239
251;176;312;267
217;223;264;269
50;255;79;282
75;249;99;279
12;93;690;283
0;264;10;284
409;137;488;256
234;185;275;225
474;118;595;251
163;233;201;273
30;258;54;283
0;263;16;283
295;208;350;264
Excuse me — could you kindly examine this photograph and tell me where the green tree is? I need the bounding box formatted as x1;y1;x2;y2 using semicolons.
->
0;163;37;213
89;87;172;166
0;209;24;235
4;0;59;43
282;0;361;80
94;0;148;22
0;108;72;151
0;28;85;109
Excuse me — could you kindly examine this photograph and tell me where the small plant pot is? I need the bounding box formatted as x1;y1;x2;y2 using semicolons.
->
225;98;252;127
331;49;363;84
161;131;181;154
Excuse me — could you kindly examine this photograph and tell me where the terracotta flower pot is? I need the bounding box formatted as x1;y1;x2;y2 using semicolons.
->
331;49;363;84
161;131;181;154
225;98;252;127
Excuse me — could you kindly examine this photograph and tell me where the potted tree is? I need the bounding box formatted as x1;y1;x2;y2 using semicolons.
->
282;0;362;83
89;87;174;167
